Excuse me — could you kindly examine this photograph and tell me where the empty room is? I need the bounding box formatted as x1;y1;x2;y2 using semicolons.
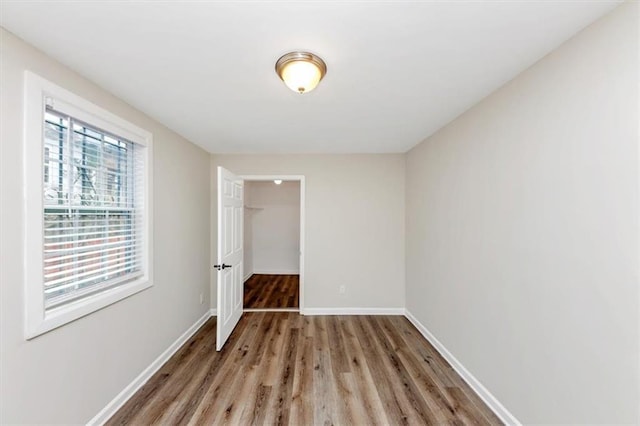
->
0;1;638;425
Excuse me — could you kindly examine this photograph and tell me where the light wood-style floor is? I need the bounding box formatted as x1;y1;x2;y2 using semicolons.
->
107;312;501;425
244;274;299;309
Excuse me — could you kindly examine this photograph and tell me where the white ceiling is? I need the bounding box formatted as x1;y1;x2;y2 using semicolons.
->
0;1;621;154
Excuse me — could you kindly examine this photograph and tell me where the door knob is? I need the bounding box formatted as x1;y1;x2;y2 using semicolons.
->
213;264;232;270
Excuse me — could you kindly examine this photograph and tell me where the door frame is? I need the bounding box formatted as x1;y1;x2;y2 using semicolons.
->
240;174;305;312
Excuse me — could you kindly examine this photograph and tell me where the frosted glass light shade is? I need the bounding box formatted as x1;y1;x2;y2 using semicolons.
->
276;52;327;94
281;61;321;93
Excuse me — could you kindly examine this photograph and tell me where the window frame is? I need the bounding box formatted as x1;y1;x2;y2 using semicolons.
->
24;71;153;339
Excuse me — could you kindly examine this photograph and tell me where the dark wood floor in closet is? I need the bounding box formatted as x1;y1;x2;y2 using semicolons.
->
107;312;502;425
244;274;299;309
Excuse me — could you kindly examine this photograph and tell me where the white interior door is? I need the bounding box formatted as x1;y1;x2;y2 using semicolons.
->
216;166;244;351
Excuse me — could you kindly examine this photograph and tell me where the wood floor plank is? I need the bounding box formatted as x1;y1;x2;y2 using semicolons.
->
262;314;288;386
326;316;350;374
289;335;314;426
244;274;299;309
119;319;220;425
240;384;271;426
183;314;262;425
363;316;439;425
264;326;299;426
107;312;502;426
395;344;465;424
210;364;253;425
376;316;463;423
351;316;414;424
312;316;340;426
205;315;268;424
340;317;391;426
390;316;503;425
246;312;277;367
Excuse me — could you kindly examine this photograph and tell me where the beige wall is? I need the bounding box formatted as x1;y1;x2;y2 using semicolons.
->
0;28;211;424
211;155;405;311
405;2;639;423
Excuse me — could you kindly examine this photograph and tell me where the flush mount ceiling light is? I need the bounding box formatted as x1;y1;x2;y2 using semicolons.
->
275;51;327;94
274;179;283;185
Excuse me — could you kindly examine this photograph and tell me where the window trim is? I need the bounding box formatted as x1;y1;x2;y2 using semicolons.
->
24;71;153;339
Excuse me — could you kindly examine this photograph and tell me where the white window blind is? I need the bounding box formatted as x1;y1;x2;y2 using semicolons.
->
42;107;145;310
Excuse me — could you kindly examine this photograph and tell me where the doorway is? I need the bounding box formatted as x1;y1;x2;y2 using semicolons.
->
241;176;304;312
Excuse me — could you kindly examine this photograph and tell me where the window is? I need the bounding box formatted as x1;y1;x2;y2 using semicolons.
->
24;72;152;339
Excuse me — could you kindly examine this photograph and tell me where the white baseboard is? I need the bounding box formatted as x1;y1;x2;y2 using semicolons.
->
404;309;520;425
243;272;253;282
252;269;300;275
210;308;217;316
302;307;405;316
87;309;213;426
